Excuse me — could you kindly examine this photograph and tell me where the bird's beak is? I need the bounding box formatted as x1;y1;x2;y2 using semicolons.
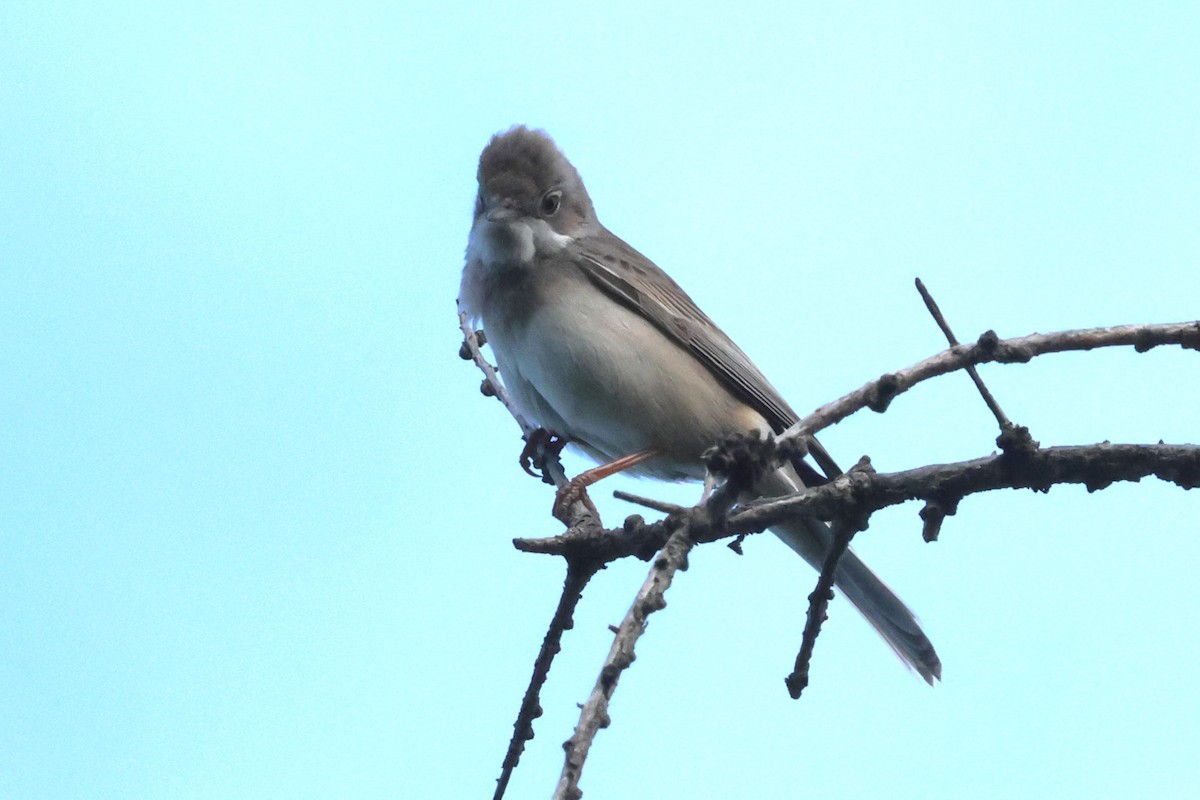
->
486;205;519;223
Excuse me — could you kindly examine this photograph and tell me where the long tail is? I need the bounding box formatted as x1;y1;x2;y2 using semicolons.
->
758;468;942;683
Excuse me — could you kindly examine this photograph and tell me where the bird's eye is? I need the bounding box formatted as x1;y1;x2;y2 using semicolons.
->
540;190;562;216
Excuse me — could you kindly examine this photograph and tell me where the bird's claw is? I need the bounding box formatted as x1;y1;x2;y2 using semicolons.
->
519;429;567;482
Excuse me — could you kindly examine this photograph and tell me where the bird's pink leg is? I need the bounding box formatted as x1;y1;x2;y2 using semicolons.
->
552;449;657;522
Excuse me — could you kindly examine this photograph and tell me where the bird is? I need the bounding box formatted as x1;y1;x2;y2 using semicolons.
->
459;125;941;683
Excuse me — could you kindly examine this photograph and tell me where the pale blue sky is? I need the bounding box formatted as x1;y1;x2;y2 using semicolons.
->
3;3;1197;798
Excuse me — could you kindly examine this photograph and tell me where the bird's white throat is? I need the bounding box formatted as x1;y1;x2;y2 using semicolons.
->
467;218;572;268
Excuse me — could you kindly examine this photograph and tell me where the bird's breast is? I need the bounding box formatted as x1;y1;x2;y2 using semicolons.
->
479;266;769;479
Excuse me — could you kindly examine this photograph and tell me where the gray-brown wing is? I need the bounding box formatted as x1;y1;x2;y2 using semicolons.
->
571;229;839;482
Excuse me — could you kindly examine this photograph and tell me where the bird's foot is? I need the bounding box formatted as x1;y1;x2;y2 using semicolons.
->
552;477;600;523
520;428;567;483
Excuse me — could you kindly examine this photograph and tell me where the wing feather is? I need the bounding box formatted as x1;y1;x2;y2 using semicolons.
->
571;231;839;483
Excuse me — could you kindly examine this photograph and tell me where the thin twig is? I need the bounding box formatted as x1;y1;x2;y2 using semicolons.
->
458;309;536;439
785;519;857;698
554;525;696;800
494;560;598;800
612;490;686;515
914;278;1011;428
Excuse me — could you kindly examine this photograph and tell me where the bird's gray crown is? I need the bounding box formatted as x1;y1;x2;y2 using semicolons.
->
476;126;595;224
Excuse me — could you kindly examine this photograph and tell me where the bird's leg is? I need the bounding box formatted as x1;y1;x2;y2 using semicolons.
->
553;448;657;523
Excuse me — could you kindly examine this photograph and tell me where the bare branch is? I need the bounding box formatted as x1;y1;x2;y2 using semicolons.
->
554;524;696;800
517;443;1200;561
786;517;858;698
494;561;598;800
781;320;1200;442
731;442;1200;535
458;309;537;440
